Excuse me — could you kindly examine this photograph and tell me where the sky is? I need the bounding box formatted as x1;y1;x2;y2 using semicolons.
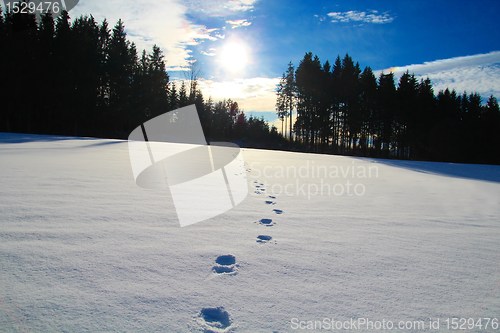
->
70;0;500;126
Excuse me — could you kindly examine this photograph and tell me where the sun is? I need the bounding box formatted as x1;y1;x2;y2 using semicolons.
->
218;40;249;74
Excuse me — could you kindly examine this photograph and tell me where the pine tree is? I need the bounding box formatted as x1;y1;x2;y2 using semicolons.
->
10;10;38;133
70;15;101;136
94;18;111;137
485;95;499;113
168;82;178;110
330;56;342;151
284;62;296;141
148;45;169;117
318;60;332;150
275;73;288;137
342;55;361;152
51;10;74;133
396;71;418;158
358;66;377;154
203;97;214;138
414;78;435;159
433;89;462;161
178;81;189;107
482;95;500;163
377;72;396;156
295;52;323;149
131;50;150;122
107;19;135;136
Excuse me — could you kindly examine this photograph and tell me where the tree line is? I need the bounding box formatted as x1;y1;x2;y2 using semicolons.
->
276;53;500;164
0;9;282;147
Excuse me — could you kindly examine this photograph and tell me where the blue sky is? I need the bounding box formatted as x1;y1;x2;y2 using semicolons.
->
190;0;500;77
70;0;500;124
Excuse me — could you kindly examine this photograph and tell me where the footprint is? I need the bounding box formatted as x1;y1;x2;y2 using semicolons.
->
265;200;276;205
259;218;274;227
273;209;283;215
216;255;236;265
256;235;273;243
212;255;238;275
197;307;233;332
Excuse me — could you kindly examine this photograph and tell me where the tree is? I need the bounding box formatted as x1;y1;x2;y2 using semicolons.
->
376;72;396;156
36;12;56;133
70;15;101;136
339;54;361;152
330;56;343;151
148;45;169;117
395;71;418;158
485;95;499;114
8;10;38;133
96;18;111;129
283;62;296;141
178;81;189;107
276;73;288;136
414;78;435;159
480;95;500;163
295;52;323;149
168;82;178;110
107;19;136;136
358;66;377;155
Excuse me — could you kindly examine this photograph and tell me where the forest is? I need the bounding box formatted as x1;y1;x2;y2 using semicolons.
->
1;9;499;164
276;53;500;164
0;10;283;147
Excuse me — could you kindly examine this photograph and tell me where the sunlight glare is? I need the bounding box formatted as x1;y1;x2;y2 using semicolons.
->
218;40;249;74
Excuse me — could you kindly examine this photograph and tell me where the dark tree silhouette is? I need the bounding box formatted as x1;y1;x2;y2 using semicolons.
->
0;12;282;147
1;12;497;162
279;52;499;164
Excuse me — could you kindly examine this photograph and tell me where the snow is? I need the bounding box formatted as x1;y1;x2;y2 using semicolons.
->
1;132;499;332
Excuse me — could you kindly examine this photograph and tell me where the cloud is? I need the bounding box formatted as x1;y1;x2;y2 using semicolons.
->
378;51;500;99
183;0;257;17
214;33;226;40
226;19;252;29
314;14;326;22
327;10;394;24
200;48;217;57
71;0;223;71
197;77;279;112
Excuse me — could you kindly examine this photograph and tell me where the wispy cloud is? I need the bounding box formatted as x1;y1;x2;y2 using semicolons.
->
214;33;226;40
198;77;279;112
200;48;217;57
183;0;257;17
327;10;394;24
70;0;250;71
379;51;500;99
314;14;326;22
226;19;252;29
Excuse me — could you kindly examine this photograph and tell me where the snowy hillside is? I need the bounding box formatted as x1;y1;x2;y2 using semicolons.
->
1;133;499;332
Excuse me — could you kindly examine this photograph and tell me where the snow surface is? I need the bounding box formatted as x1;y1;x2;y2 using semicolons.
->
1;133;499;332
